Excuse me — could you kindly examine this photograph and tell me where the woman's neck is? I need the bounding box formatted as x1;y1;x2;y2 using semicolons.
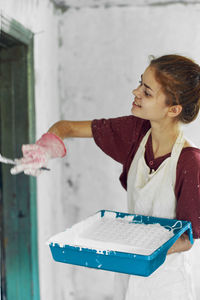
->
150;120;181;159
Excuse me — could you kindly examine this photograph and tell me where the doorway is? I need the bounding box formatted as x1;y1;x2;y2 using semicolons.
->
0;15;39;300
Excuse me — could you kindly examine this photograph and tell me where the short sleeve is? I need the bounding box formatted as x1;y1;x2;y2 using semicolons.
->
92;115;149;165
176;148;200;239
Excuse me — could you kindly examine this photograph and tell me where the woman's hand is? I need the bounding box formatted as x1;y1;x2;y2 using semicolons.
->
10;132;66;176
167;233;193;255
10;120;92;176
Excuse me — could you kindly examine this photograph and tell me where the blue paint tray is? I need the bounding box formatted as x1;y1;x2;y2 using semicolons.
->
48;210;193;277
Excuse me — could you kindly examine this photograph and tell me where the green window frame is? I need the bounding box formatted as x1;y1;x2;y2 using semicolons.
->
0;13;40;300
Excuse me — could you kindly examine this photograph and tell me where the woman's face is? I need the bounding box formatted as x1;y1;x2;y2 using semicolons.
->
132;67;170;122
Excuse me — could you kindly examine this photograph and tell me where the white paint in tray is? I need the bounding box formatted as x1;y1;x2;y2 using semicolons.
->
48;211;175;255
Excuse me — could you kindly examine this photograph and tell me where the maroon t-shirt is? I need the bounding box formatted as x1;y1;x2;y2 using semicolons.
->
92;115;200;239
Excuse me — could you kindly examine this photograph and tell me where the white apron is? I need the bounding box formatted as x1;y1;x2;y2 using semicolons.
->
114;129;196;300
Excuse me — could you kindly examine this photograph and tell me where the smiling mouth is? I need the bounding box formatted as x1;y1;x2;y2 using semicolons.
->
133;100;141;108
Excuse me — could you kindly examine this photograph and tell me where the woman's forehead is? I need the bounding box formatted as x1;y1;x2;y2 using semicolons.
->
143;67;162;94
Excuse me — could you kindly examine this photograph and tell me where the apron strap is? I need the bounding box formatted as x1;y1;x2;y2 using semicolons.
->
134;128;185;188
140;129;185;188
170;130;185;187
140;129;151;149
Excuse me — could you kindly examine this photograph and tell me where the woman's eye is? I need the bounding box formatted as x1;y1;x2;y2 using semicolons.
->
138;80;151;97
145;91;151;97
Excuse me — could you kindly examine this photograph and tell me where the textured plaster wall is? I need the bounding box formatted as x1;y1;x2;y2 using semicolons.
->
57;3;200;300
52;0;200;8
1;1;200;300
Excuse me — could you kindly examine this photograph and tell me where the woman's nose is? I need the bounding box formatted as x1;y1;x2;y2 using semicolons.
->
132;87;141;97
132;89;136;96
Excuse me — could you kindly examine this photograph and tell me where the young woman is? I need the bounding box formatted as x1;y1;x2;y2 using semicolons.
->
11;55;200;299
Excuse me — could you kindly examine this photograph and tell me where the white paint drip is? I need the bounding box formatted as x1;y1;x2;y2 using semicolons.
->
48;211;175;255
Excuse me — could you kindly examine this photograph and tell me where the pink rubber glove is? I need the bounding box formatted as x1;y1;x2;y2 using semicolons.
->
10;132;66;176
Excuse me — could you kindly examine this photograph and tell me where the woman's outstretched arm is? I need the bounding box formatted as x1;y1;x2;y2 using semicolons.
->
48;120;93;139
10;120;93;175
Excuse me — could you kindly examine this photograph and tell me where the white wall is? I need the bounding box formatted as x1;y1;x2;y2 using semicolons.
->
57;3;200;300
1;1;200;300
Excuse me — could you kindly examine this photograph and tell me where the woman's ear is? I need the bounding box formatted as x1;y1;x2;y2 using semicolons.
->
168;105;182;118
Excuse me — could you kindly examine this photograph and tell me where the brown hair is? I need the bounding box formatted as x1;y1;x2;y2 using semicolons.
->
150;54;200;123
